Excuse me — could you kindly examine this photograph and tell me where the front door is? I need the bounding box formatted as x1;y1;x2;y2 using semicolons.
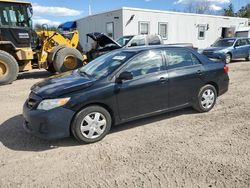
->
115;50;168;120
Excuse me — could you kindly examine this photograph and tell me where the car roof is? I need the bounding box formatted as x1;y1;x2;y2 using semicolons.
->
220;37;249;40
120;45;190;53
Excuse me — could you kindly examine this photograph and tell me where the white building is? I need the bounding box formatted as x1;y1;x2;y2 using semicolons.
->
76;7;248;50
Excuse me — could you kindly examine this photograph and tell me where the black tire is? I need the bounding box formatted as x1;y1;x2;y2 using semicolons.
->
46;63;56;73
53;47;84;73
245;52;250;61
193;84;217;113
225;53;231;64
0;50;18;85
71;106;112;144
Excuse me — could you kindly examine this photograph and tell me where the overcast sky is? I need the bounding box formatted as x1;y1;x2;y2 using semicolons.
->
25;0;249;26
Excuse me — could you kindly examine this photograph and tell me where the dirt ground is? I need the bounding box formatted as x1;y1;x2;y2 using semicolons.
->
0;60;249;188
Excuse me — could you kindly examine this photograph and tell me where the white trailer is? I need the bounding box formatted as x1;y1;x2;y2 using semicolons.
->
76;7;248;50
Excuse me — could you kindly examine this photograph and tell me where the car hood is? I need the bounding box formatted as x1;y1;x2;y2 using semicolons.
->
87;32;121;48
31;70;95;99
203;47;227;52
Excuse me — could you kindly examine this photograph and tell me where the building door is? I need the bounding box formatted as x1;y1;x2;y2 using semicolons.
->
221;27;235;38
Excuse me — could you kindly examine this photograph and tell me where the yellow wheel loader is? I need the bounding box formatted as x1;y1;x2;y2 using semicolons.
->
0;0;86;85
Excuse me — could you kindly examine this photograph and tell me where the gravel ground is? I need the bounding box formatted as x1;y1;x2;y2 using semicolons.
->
0;61;249;188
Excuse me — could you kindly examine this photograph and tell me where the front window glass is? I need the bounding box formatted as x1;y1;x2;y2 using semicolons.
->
123;50;164;77
0;3;31;27
79;51;135;79
212;39;235;47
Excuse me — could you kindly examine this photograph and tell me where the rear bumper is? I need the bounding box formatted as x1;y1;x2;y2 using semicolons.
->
218;74;229;96
22;102;75;140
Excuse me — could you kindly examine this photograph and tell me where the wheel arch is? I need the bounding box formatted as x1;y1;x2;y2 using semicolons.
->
204;82;219;95
69;102;115;135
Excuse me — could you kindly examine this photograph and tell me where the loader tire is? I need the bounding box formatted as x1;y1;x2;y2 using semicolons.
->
53;47;84;73
46;64;56;73
0;50;18;85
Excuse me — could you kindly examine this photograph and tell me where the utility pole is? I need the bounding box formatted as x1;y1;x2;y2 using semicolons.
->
89;0;92;15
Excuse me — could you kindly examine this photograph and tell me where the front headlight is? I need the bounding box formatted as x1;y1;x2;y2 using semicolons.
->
37;97;70;111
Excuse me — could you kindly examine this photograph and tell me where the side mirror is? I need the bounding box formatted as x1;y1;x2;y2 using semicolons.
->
116;71;133;82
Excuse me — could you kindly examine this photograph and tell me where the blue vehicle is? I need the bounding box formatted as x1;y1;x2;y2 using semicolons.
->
202;38;250;64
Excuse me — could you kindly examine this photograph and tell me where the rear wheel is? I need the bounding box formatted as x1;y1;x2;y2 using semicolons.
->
0;50;18;85
225;53;231;64
245;51;250;61
193;85;217;113
53;47;84;73
71;106;112;144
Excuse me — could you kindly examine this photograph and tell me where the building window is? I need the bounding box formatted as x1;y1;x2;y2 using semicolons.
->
106;22;114;38
139;21;150;35
158;22;168;39
198;25;206;40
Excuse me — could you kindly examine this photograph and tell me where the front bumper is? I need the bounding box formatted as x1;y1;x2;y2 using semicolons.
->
22;101;75;140
203;52;225;60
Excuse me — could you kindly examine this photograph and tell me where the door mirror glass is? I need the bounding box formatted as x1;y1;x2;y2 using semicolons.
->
117;71;133;82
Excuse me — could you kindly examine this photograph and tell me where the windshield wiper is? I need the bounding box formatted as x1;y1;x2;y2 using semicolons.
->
79;70;91;78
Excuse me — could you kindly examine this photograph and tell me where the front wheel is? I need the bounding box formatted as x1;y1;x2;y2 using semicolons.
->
193;85;217;113
71;106;112;144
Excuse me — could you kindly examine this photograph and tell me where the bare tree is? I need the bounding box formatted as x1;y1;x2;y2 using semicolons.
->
184;0;212;14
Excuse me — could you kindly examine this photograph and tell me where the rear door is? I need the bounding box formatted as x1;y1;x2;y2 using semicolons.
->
164;49;204;108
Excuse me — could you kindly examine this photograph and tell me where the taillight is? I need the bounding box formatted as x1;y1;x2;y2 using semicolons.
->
224;66;229;73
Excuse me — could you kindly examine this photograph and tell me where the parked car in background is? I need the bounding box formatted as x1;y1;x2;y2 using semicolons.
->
86;33;163;60
202;38;250;64
23;46;229;144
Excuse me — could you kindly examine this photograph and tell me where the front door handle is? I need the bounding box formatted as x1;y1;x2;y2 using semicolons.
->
196;70;203;75
159;77;167;83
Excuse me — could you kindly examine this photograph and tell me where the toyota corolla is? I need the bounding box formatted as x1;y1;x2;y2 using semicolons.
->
23;46;229;143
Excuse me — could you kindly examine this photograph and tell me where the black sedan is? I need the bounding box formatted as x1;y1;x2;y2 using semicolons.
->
23;46;229;143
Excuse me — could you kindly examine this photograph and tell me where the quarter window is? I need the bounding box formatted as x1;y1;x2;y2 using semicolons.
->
158;23;168;39
165;49;200;69
139;21;149;35
198;25;206;40
123;50;164;77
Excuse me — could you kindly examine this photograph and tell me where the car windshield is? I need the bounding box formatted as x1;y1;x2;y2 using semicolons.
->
79;51;135;79
212;39;235;47
116;36;133;47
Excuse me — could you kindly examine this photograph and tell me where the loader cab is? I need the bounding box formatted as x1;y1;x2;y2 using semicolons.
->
0;1;32;28
0;0;33;48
